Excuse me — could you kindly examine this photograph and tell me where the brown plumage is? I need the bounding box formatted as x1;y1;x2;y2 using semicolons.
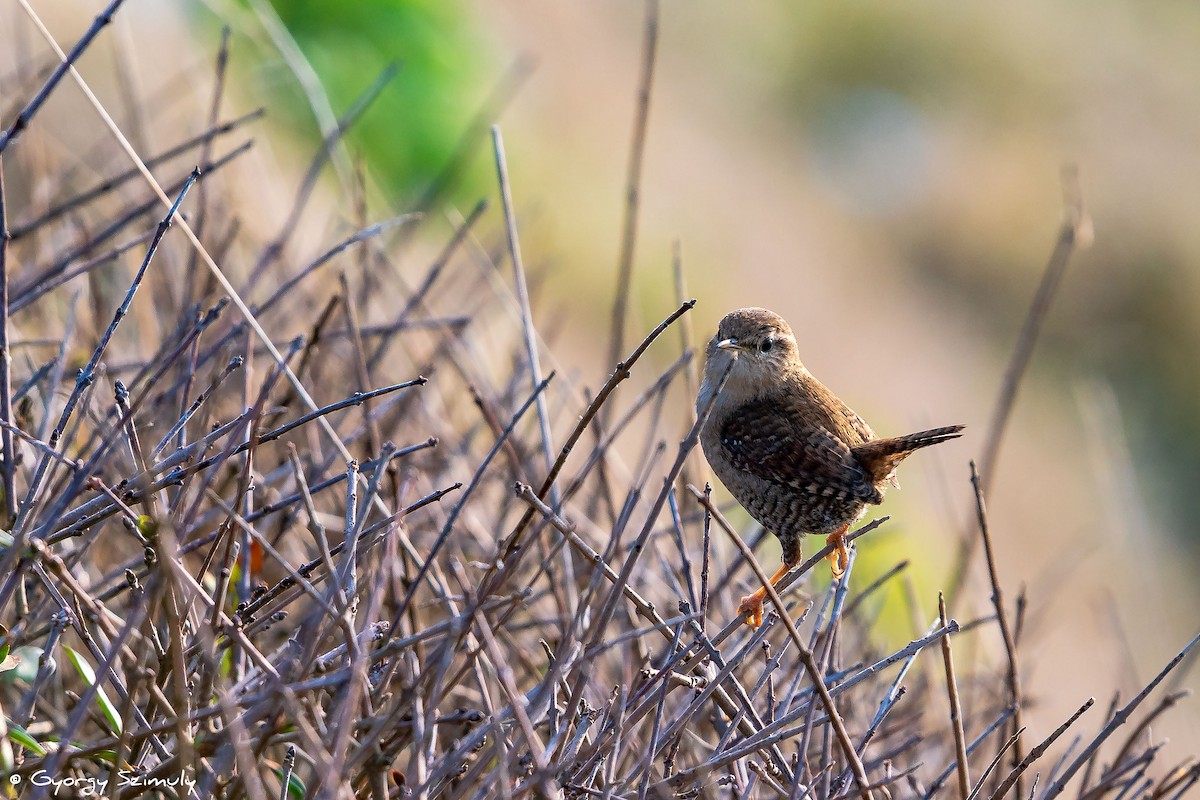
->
697;307;964;626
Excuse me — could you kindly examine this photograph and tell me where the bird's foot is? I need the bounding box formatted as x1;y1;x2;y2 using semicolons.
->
825;527;850;579
737;590;766;628
738;563;793;626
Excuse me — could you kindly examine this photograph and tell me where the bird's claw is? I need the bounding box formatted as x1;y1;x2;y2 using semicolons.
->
826;530;850;579
737;593;765;628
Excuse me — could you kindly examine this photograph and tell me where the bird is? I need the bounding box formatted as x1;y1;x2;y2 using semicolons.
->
697;307;964;627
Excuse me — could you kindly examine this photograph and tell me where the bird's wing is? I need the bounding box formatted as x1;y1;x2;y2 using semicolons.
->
718;399;882;504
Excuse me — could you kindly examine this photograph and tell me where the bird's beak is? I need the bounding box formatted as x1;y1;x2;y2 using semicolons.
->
717;338;741;352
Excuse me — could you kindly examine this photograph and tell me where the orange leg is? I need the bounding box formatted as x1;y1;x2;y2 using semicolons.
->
737;563;792;628
825;525;851;579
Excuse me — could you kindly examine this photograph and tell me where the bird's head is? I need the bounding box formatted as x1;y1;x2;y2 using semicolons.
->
700;307;802;405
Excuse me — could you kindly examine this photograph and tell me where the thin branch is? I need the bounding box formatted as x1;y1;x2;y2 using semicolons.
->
396;372;554;619
978;166;1090;494
0;155;15;525
17;0;397;539
9;168;197;547
482;299;695;595
950;167;1092;602
966;727;1026;800
0;0;127;154
970;461;1026;794
692;485;875;800
490;126;558;504
8;108;263;240
940;592;971;800
248;63;400;290
607;0;660;371
987;696;1094;800
1042;632;1200;799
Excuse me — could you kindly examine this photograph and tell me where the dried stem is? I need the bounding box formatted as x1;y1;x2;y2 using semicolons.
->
0;156;14;526
978;166;1090;494
1042;632;1200;799
0;0;127;153
692;486;875;800
489;124;569;609
969;461;1026;794
607;0;660;371
0;15;1191;800
940;591;971;800
950;168;1092;603
987;696;1093;800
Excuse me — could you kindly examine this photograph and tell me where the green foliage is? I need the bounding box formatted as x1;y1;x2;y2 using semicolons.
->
62;647;122;736
3;720;46;756
274;767;307;800
262;0;493;205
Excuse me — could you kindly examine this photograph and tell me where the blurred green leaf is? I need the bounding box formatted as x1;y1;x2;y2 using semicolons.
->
5;720;47;756
62;646;122;735
274;767;306;800
233;0;494;206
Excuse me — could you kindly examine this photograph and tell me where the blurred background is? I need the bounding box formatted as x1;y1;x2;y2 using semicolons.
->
13;0;1200;766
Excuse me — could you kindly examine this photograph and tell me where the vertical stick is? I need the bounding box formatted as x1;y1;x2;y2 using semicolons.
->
970;462;1025;797
949;169;1091;603
607;0;661;371
0;157;16;526
490;126;555;496
940;592;971;800
693;487;874;800
490;124;576;611
978;167;1089;496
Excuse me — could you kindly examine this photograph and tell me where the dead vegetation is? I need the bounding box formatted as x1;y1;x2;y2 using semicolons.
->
0;3;1196;799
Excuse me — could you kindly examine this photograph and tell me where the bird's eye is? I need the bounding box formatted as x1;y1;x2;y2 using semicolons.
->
760;338;774;354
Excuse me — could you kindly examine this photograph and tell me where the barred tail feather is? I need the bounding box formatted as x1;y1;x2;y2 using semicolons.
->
852;424;965;485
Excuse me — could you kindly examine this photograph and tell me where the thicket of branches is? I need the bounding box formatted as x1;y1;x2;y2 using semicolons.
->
0;3;1196;799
